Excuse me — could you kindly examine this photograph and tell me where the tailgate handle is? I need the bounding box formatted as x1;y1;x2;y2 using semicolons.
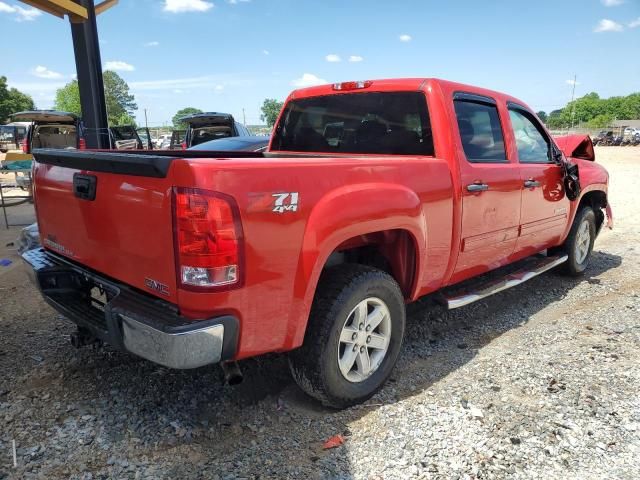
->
73;173;97;201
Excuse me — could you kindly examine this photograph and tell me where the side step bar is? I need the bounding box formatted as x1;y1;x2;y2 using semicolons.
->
440;254;568;310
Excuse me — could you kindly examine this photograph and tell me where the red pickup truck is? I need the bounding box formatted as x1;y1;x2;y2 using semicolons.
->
24;78;612;408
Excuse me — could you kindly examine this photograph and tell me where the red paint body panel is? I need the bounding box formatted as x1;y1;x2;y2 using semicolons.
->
33;78;610;361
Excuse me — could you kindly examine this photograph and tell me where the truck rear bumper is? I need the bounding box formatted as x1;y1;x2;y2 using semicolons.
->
22;248;238;369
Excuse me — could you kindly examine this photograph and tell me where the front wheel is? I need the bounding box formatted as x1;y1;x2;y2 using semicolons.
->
561;207;596;276
289;265;405;408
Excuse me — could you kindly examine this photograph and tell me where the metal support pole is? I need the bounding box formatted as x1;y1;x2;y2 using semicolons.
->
69;0;109;148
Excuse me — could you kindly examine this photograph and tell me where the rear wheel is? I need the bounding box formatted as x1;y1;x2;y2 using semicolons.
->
561;207;596;276
289;265;405;408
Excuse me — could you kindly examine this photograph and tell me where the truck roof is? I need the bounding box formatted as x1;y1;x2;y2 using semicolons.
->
288;78;532;112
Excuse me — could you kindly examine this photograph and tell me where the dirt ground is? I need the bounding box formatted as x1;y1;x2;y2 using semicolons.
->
0;147;638;479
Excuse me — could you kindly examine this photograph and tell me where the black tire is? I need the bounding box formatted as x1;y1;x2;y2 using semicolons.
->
289;264;405;409
560;206;597;276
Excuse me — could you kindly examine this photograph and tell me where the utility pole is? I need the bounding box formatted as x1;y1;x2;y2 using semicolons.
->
242;108;246;125
569;74;577;133
144;108;149;129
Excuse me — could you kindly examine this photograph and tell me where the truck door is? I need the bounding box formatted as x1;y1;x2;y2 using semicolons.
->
506;104;570;256
450;93;522;284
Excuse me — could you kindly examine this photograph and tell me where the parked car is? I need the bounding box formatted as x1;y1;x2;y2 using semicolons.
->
155;134;172;149
179;112;252;148
187;136;269;152
0;122;29;153
10;110;85;153
623;127;640;137
592;130;614;146
109;125;143;150
24;78;612;409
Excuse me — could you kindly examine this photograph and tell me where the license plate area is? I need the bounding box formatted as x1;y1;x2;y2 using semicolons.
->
89;284;110;312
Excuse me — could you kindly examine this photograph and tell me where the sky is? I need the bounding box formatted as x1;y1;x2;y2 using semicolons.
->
1;0;639;127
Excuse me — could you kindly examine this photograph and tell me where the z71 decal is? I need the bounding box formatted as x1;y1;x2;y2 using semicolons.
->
272;192;299;214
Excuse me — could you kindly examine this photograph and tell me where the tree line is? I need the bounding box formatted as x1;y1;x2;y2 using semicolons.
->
540;92;640;129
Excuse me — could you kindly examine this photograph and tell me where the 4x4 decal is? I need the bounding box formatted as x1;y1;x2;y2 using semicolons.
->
272;192;299;213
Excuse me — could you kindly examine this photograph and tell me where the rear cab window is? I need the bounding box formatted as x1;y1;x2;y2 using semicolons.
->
453;93;507;163
271;91;434;155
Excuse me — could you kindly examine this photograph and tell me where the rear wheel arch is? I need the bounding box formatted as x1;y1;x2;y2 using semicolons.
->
286;183;427;350
323;229;419;299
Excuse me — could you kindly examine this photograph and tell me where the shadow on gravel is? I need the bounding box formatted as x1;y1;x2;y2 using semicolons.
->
3;250;623;478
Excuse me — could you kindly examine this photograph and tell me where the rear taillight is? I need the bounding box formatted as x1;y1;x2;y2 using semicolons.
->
180;142;187;150
172;187;243;291
78;137;86;150
21;138;30;154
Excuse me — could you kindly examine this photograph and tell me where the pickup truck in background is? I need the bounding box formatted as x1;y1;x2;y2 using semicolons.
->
23;78;612;408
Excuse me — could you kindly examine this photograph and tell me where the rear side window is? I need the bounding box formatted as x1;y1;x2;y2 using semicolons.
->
453;98;506;163
272;91;434;155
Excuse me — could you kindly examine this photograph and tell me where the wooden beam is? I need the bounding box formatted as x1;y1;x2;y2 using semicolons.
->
18;0;88;20
94;0;118;15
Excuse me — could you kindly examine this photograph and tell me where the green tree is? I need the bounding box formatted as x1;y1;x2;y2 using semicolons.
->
172;107;203;129
547;109;565;129
260;98;284;127
536;111;548;123
586;114;614;129
103;71;137;124
53;80;81;116
53;71;137;125
112;112;137;127
0;76;35;122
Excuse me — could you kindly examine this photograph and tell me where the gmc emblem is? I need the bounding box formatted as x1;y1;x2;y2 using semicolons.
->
144;277;170;296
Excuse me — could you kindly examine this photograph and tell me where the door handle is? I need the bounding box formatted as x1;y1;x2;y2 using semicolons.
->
524;179;541;188
467;183;489;192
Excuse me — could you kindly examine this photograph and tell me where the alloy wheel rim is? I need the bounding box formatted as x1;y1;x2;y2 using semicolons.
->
575;220;591;264
337;297;391;383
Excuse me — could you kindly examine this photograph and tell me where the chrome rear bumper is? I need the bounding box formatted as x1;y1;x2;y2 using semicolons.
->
22;248;238;369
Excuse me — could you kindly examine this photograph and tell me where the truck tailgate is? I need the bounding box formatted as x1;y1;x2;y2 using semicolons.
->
33;149;178;303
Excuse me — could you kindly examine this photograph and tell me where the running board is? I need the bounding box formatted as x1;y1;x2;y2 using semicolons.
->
439;254;568;310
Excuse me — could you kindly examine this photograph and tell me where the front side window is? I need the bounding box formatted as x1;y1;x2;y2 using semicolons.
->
453;99;506;163
508;108;551;163
272;91;434;155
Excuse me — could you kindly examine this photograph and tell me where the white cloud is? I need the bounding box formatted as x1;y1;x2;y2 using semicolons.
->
0;2;41;21
226;0;250;3
594;19;624;32
601;0;623;6
129;75;253;91
399;34;412;42
214;84;224;92
565;79;580;86
144;41;160;47
7;80;66;94
262;49;270;55
325;54;341;63
32;66;63;80
104;61;135;72
291;73;327;88
629;17;640;28
163;0;213;13
348;55;364;63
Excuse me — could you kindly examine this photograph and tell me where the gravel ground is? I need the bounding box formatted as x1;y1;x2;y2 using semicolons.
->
1;147;638;479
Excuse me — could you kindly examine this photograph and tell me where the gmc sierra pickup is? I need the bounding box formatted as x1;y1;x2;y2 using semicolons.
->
24;78;612;408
